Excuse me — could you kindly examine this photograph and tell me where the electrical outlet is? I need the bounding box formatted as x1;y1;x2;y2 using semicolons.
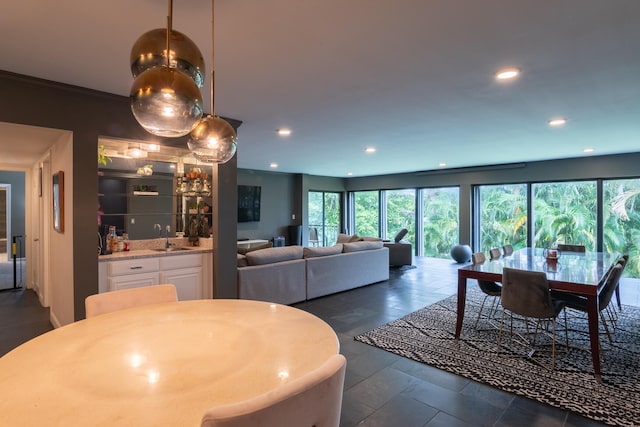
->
130;218;135;224
291;214;296;220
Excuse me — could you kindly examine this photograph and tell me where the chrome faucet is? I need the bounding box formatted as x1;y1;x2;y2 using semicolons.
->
165;225;173;249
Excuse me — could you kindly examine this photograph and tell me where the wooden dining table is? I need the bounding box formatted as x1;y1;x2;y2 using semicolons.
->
456;248;618;381
0;299;339;426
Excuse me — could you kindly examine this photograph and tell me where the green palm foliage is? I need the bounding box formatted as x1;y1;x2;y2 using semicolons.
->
422;188;459;258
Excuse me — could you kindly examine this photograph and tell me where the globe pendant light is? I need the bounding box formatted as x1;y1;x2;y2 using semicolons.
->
129;0;203;137
130;27;206;88
188;115;237;163
187;0;237;164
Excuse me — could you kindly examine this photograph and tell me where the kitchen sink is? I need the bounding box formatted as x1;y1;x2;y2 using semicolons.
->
152;247;192;252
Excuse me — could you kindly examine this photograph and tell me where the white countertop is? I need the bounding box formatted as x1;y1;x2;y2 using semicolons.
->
0;299;339;426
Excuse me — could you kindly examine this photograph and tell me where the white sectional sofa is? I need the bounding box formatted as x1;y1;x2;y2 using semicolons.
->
237;242;389;305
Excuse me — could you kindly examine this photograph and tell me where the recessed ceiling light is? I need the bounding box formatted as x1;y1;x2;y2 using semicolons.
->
269;162;278;168
347;172;353;176
548;117;567;127
583;148;595;153
439;162;447;167
365;147;376;153
495;67;520;80
276;128;291;136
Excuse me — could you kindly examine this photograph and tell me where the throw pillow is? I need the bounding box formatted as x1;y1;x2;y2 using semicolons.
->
336;233;352;244
238;241;273;255
342;240;384;253
246;246;304;266
303;244;343;258
394;228;408;243
237;253;248;268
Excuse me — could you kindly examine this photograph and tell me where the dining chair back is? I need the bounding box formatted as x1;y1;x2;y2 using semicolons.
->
200;354;347;427
309;227;320;247
85;284;178;318
502;244;514;256
614;255;628;310
489;248;501;260
472;252;502;329
556;263;624;345
471;252;486;265
556;244;586;253
498;268;566;370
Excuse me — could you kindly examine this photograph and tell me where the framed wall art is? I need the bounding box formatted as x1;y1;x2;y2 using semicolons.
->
53;171;64;233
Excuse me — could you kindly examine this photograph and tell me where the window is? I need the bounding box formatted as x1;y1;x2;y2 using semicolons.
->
353;191;379;237
532;181;597;250
603;178;640;277
383;189;416;245
421;187;459;258
308;191;342;246
477;184;527;253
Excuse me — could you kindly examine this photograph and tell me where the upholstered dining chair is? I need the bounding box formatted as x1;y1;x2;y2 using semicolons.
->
555;263;624;346
502;244;514;257
613;254;628;311
85;284;178;318
471;252;502;329
309;227;320;247
200;353;347;427
556;243;586;253
497;268;567;370
489;248;501;260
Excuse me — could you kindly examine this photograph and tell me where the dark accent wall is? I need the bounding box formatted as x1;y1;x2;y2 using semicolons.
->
0;70;239;319
237;169;298;243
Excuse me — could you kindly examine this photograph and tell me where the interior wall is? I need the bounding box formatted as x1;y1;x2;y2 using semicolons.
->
0;70;239;322
49;134;74;327
237;169;298;243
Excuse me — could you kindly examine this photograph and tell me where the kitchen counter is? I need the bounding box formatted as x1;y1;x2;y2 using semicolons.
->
98;237;213;262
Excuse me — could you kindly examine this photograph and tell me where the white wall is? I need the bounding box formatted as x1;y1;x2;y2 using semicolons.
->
48;133;74;327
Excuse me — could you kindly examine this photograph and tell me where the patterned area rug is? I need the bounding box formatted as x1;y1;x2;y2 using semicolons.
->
355;291;640;426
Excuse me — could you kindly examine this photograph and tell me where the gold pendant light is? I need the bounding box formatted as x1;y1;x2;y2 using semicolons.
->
129;0;203;137
187;0;237;164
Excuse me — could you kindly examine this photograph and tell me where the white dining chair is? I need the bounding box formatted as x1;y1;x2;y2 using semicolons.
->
84;284;178;318
200;353;347;427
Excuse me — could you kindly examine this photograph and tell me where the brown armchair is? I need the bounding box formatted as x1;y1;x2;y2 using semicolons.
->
383;229;412;266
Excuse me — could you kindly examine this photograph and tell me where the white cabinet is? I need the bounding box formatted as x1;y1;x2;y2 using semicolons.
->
99;251;213;300
160;267;202;300
107;258;159;291
159;254;204;301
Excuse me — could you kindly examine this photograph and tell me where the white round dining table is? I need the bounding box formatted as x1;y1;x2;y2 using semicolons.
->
0;299;339;426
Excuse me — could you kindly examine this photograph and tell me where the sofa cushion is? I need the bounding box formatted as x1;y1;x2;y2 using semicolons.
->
342;240;384;253
237;253;248;267
336;233;360;244
238;241;273;255
303;244;343;258
245;246;303;266
360;236;383;242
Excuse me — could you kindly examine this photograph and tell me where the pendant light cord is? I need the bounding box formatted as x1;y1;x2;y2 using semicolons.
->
166;0;173;68
210;0;216;117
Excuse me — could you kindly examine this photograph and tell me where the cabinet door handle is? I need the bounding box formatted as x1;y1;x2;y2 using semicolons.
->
130;266;144;270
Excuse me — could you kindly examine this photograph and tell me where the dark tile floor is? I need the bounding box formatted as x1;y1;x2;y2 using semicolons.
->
2;257;638;426
293;257;639;427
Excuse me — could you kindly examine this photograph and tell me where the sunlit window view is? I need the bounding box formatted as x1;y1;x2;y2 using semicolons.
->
422;187;459;259
604;178;640;277
383;189;416;245
354;191;379;237
308;191;341;246
532;181;597;250
478;184;527;253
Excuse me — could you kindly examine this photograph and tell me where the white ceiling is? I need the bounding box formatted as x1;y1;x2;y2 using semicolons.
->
2;0;640;177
